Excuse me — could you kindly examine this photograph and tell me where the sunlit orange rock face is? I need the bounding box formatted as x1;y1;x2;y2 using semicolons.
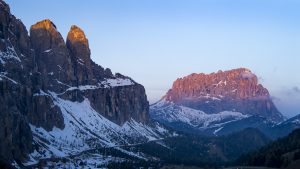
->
66;25;90;66
30;19;75;86
66;25;93;84
165;68;283;122
166;68;269;101
30;19;66;53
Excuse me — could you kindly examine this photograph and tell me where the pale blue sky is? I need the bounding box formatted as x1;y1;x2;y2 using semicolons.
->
6;0;300;117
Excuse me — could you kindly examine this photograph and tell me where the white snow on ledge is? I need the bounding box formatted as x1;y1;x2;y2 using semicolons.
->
33;89;50;97
66;78;135;92
43;49;52;53
104;78;134;87
0;72;18;84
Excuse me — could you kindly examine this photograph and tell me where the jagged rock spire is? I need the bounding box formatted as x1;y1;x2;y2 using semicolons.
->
66;25;93;84
30;19;63;53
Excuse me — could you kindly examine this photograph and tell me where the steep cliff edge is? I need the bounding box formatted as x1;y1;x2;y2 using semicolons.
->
0;0;151;166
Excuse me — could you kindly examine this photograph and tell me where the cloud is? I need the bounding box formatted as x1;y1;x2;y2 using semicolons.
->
258;76;264;82
283;86;300;96
292;86;300;93
270;96;281;102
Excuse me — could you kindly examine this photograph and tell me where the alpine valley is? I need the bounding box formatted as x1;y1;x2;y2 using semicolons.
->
1;1;300;169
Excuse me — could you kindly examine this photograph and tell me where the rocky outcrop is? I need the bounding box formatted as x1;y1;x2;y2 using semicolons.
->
30;19;75;91
66;25;93;85
166;68;268;101
0;0;149;165
165;68;284;122
61;83;149;124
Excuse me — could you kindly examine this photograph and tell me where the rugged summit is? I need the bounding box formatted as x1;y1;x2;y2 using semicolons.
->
151;68;284;136
165;68;283;122
0;0;152;166
30;19;75;89
66;25;92;84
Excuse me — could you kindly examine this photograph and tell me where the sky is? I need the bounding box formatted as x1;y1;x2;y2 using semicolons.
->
6;0;300;117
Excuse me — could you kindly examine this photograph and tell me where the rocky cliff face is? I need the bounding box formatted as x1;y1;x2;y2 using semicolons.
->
66;25;93;85
165;68;283;122
0;0;149;165
0;1;33;163
30;19;75;91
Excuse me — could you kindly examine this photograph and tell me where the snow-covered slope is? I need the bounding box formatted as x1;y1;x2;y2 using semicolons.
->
24;91;170;168
267;114;300;139
150;99;248;135
150;99;300;138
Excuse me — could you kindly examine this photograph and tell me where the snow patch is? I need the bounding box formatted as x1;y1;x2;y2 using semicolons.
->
213;127;224;135
0;45;21;64
292;119;300;124
104;78;134;87
215;80;227;86
77;58;84;65
33;89;50;97
0;72;18;84
65;78;135;92
43;49;52;53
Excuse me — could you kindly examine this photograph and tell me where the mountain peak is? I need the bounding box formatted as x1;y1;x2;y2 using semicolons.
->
162;68;283;122
66;24;90;61
30;19;66;54
166;68;267;102
30;19;57;31
66;25;92;83
67;25;89;47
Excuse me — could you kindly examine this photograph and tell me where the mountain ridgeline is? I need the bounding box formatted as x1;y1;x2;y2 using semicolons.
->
0;0;150;165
